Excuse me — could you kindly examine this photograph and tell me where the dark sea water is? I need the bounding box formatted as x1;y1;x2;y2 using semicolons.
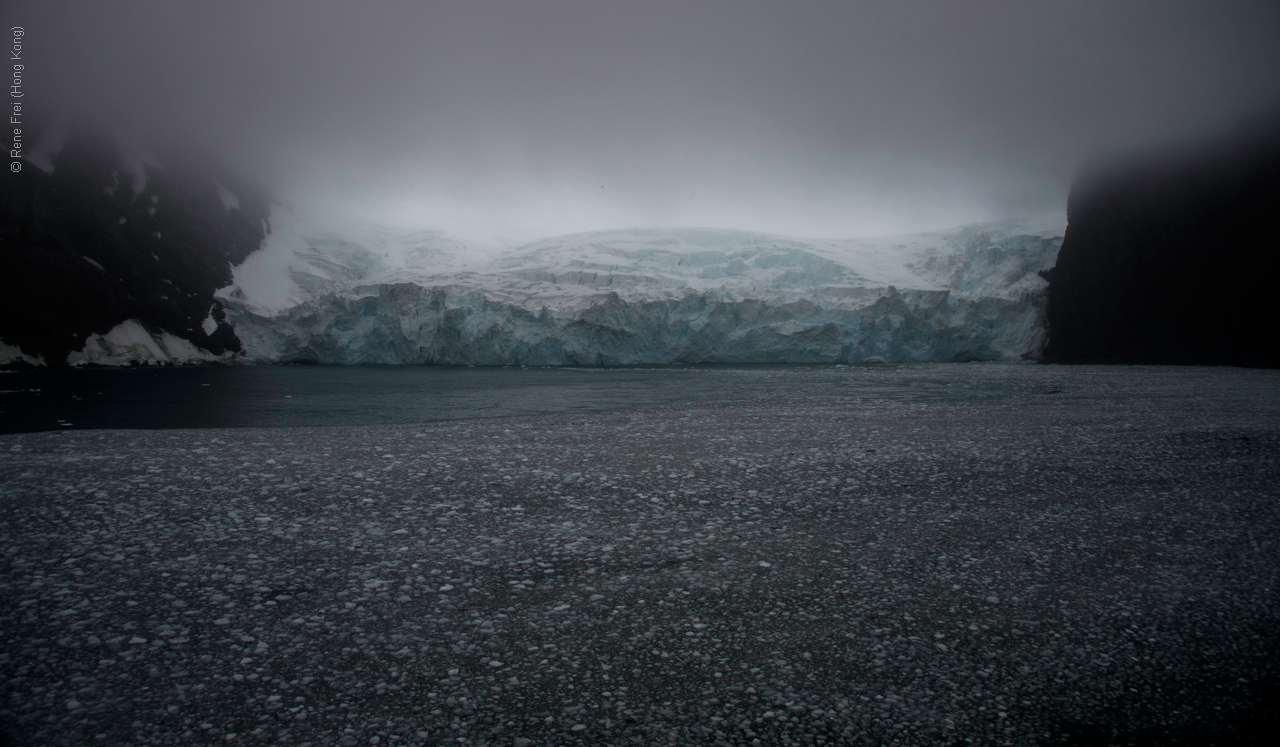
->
1;362;1274;433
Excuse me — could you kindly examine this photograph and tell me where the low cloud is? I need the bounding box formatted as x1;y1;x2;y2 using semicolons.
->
14;0;1280;241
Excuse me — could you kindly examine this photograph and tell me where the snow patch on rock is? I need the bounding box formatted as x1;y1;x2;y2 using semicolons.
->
201;310;219;336
218;184;240;211
0;340;46;367
25;125;67;174
67;320;235;367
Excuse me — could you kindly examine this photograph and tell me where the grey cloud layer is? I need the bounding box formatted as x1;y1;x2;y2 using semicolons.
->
14;0;1280;239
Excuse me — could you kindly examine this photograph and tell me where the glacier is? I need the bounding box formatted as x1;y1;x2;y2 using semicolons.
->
214;212;1065;365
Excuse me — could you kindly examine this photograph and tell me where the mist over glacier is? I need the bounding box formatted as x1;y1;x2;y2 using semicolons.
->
9;0;1275;369
208;211;1064;366
0;128;1065;370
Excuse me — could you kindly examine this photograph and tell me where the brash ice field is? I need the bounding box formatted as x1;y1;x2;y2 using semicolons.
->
2;365;1278;746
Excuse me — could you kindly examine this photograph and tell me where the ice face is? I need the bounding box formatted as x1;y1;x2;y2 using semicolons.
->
218;213;1065;365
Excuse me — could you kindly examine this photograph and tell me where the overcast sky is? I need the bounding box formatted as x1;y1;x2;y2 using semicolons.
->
13;0;1280;241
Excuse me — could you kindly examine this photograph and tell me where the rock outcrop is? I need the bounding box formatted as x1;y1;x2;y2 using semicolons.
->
0;126;270;367
1042;114;1280;367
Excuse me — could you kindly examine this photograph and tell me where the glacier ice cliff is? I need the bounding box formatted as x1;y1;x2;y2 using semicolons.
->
218;218;1065;365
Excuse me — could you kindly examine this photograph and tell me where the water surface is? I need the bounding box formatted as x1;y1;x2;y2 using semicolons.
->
0;362;1269;433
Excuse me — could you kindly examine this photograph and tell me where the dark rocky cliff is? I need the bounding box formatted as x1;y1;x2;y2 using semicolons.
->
1042;115;1280;367
0;127;270;367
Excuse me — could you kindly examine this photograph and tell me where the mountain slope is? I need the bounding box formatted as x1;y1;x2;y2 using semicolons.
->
0;127;270;367
1043;114;1280;367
